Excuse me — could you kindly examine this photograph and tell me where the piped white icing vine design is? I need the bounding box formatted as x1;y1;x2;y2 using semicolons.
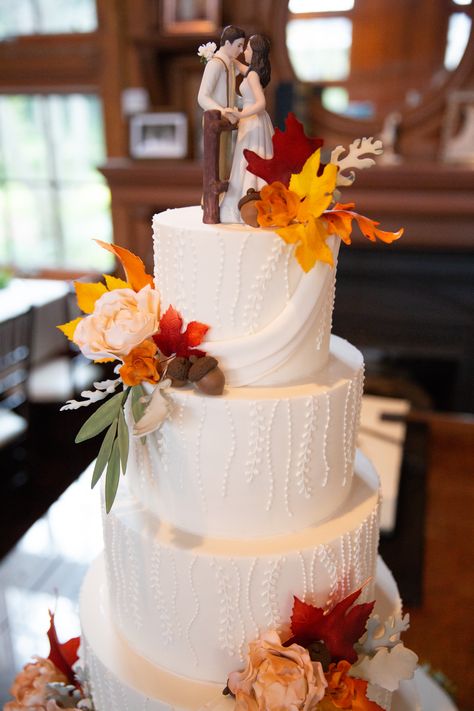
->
283;399;294;518
150;545;174;646
231;234;249;328
221;400;237;498
126;362;364;539
214;232;225;329
322;393;331;487
104;468;380;682
242;237;285;333
264;401;279;511
187;558;200;668
262;559;284;630
244;402;266;484
295;396;317;498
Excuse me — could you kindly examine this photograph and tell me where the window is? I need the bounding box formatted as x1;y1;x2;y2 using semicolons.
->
0;0;97;39
0;1;113;273
0;94;112;271
286;0;355;113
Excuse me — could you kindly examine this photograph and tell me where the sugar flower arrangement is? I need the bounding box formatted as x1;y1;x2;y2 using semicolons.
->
4;613;93;711
58;241;224;513
225;585;417;711
240;114;403;272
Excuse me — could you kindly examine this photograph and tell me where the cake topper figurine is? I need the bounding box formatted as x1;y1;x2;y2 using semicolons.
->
198;25;245;222
198;28;274;224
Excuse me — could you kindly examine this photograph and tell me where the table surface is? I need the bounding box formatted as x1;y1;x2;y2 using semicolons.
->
0;278;70;364
0;279;69;322
0;465;101;705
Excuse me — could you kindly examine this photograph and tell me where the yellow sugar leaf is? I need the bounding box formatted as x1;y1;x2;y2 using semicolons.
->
74;281;107;314
306;162;338;216
57;317;83;342
277;222;305;246
289;149;321;199
104;274;130;291
278;217;334;272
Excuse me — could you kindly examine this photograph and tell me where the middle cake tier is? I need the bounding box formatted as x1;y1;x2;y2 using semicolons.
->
103;449;380;684
126;335;364;538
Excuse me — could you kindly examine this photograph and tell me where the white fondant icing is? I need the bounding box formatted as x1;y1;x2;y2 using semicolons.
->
152;206;339;386
127;336;363;539
78;206;421;710
103;451;380;682
81;556;416;711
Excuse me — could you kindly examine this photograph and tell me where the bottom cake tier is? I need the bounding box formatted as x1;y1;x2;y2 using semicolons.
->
80;555;420;711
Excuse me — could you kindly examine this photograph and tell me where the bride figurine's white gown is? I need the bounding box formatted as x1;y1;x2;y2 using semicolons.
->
220;75;274;224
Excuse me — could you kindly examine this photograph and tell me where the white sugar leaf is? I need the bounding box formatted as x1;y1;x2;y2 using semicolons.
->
351;643;418;692
330;137;383;187
60;377;121;410
358;612;410;655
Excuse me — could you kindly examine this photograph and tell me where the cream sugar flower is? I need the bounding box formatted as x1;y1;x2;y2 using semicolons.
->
197;41;217;63
73;284;160;361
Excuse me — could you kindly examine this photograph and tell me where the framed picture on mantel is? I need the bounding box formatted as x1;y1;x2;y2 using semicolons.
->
130;112;188;159
162;0;221;35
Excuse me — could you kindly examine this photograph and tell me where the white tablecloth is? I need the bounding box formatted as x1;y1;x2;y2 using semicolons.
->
0;279;70;363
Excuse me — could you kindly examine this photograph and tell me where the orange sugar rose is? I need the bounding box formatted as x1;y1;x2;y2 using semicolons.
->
320;660;383;711
119;339;160;386
256;181;301;228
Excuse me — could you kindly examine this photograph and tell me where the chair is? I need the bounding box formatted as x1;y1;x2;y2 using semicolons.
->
27;281;103;404
0;309;33;466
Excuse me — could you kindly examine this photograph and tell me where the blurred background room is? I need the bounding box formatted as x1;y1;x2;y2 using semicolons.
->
0;1;473;709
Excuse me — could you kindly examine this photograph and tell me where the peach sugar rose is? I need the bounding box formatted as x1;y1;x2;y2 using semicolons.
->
227;630;327;711
4;657;67;710
74;284;160;361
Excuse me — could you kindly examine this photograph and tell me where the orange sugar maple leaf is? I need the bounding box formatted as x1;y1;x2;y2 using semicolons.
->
324;203;404;245
287;587;375;664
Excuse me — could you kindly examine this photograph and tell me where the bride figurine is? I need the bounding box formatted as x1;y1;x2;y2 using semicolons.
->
219;34;274;224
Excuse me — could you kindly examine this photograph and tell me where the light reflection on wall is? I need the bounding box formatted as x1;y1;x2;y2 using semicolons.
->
444;12;472;71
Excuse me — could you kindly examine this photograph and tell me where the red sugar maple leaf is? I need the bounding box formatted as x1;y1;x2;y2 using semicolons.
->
47;611;80;685
287;587;375;664
244;113;324;187
154;305;209;358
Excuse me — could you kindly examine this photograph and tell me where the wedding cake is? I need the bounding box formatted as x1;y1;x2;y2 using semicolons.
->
76;201;417;710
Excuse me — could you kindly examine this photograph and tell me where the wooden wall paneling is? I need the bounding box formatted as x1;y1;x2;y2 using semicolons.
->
96;0;129;157
123;0;152;88
0;34;100;92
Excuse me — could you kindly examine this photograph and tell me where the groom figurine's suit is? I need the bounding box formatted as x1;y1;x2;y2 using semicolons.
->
198;26;245;183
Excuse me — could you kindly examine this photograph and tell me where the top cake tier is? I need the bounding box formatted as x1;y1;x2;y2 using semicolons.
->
153;206;339;388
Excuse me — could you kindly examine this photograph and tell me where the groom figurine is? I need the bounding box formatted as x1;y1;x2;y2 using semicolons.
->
198;25;245;184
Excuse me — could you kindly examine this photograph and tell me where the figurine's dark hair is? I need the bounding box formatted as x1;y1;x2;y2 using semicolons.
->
247;34;271;89
220;25;245;46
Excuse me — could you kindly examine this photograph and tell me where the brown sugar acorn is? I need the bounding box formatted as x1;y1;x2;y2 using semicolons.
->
238;188;261;228
188;356;225;395
166;356;191;387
